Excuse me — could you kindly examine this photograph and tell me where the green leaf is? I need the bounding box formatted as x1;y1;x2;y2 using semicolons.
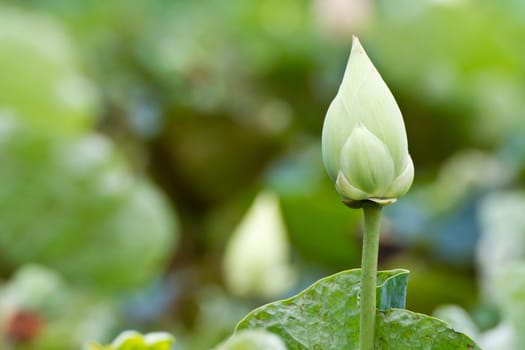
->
236;269;406;348
236;269;480;349
376;310;480;349
376;269;408;311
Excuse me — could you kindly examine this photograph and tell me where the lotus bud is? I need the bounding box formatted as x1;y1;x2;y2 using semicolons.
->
222;191;296;299
322;37;414;207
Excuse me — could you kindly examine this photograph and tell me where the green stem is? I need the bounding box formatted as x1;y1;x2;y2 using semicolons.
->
359;202;382;350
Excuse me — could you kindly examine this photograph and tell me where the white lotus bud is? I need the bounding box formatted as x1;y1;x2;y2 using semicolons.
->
222;191;296;299
322;37;414;207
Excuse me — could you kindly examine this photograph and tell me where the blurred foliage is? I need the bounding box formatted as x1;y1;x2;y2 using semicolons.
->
0;8;97;134
0;118;176;291
1;0;525;349
0;264;118;349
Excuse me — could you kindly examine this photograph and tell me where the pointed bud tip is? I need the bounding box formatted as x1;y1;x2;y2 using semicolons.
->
351;35;364;53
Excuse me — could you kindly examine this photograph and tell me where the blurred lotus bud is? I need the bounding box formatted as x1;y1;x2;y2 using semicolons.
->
215;330;287;350
223;191;296;299
433;305;480;342
479;322;515;350
477;192;525;301
322;37;413;207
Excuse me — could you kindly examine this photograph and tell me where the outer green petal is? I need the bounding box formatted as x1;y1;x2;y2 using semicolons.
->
338;37;408;174
369;197;397;206
340;123;395;196
322;96;357;181
384;156;414;198
335;171;371;201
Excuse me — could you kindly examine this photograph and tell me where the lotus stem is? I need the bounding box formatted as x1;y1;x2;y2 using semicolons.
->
359;201;382;350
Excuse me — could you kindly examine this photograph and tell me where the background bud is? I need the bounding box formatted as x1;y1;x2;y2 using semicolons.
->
222;191;296;299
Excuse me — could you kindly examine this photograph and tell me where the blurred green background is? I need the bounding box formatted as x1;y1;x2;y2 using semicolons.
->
1;0;525;349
